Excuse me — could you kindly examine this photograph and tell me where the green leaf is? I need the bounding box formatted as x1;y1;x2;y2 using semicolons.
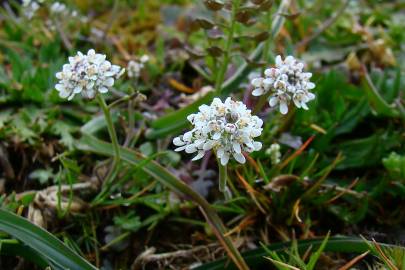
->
362;73;399;118
306;232;329;270
80;110;120;135
51;121;76;150
336;132;400;169
383;152;405;180
0;209;97;270
114;213;142;232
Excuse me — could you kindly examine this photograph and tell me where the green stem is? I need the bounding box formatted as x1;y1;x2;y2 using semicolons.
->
125;87;136;147
93;94;121;204
262;9;272;69
217;157;232;200
214;0;240;95
218;162;228;194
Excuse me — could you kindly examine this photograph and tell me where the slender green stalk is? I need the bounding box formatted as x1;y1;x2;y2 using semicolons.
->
214;0;240;94
218;161;228;193
218;164;227;193
262;9;272;68
92;94;121;204
217;157;233;200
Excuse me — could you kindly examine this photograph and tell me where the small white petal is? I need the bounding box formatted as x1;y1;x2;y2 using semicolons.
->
275;55;282;66
280;102;289;114
212;132;221;140
192;151;205;161
251;77;263;87
252;88;264;96
217;148;225;158
203;141;214;150
293;98;301;108
307;82;315;89
264;68;272;77
232;142;241;154
307;92;316;100
173;137;184;146
233;152;246;164
59;89;70;98
269;97;278;107
174;145;187;152
251;129;262;137
73;86;82;94
253;141;262;151
55;84;64;91
185;144;197;153
99;86;108;93
103;77;115;87
220;154;229;166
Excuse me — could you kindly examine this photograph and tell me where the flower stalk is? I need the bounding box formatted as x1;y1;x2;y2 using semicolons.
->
218;162;227;193
214;0;240;94
93;94;121;203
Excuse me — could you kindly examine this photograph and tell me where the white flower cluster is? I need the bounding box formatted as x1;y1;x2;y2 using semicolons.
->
173;97;263;166
22;0;43;19
251;55;316;114
55;49;124;100
127;55;149;78
49;2;86;22
265;143;281;165
50;2;67;14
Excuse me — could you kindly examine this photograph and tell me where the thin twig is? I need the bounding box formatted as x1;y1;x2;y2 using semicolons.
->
338;251;370;270
53;18;73;51
131;244;219;270
101;0;119;41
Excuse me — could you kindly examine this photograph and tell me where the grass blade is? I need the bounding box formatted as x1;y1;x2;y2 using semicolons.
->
0;209;97;270
0;239;54;269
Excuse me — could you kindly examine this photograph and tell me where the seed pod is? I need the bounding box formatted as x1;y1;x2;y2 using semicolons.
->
195;18;216;29
251;0;266;4
279;11;301;20
203;0;224;11
235;10;252;24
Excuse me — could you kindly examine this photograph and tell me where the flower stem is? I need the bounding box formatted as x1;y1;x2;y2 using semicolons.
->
218;162;228;194
217;158;232;200
214;0;240;95
262;9;272;69
93;94;121;204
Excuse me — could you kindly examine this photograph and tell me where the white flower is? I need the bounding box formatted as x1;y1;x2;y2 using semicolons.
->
127;55;149;78
265;143;281;165
250;55;316;114
50;2;67;15
173;97;263;166
55;49;124;100
22;0;40;19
